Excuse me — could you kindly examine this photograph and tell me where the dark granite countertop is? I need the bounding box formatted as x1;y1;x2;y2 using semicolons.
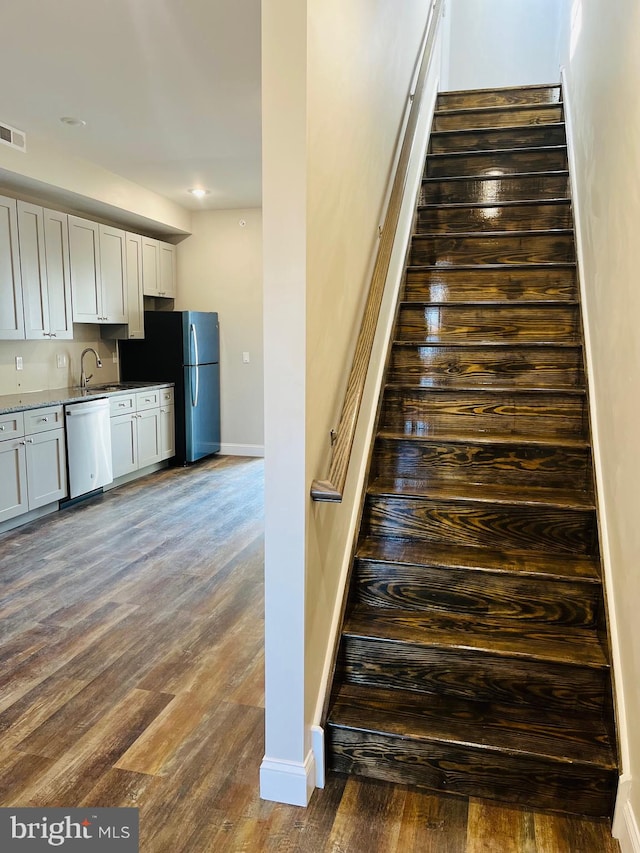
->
0;382;173;415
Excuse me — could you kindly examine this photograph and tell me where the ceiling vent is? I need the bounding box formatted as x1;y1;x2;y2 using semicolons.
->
0;121;27;153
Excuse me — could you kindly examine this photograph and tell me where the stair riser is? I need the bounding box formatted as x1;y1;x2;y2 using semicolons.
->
426;148;568;179
433;105;563;131
397;304;579;344
371;438;592;490
354;560;598;626
389;345;584;390
327;728;615;818
417;202;573;234
363;496;597;554
380;389;588;440
436;87;562;110
420;174;570;205
339;637;607;712
429;124;566;154
404;267;577;303
411;234;575;266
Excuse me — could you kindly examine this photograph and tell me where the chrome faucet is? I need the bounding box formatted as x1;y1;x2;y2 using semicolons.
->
80;347;103;388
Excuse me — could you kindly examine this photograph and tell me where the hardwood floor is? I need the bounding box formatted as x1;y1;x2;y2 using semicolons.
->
0;457;618;850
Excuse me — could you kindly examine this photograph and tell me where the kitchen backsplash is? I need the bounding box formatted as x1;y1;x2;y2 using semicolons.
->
0;327;118;395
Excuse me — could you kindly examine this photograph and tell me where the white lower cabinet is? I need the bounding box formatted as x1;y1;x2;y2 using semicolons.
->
0;406;66;523
110;387;174;479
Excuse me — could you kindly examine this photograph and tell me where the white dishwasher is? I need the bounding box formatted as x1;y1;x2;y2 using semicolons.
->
65;398;113;498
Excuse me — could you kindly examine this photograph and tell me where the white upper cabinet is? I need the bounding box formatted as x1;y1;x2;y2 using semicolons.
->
69;216;127;324
158;242;177;298
19;202;73;340
142;237;159;296
69;216;101;323
0;194;24;340
125;232;144;339
99;225;127;324
142;237;176;298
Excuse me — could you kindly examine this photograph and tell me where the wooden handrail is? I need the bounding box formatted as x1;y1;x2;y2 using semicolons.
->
310;0;443;503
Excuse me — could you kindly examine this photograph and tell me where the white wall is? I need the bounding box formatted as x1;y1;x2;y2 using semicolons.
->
442;0;566;91
261;0;437;806
176;209;264;455
0;331;117;395
562;1;640;847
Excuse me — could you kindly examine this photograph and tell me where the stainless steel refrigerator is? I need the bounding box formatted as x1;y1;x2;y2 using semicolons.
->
119;311;220;464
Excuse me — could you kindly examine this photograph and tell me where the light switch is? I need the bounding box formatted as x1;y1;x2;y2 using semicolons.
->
15;356;23;370
56;353;68;369
242;352;250;364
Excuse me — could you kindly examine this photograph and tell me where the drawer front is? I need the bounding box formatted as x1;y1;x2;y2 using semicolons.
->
0;411;25;440
136;389;160;411
160;386;174;406
24;405;64;435
109;394;136;416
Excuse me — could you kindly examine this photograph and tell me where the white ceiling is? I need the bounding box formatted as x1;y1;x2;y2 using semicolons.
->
0;0;261;212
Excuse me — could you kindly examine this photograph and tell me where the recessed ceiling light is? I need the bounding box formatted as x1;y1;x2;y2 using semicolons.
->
60;116;86;127
188;188;210;198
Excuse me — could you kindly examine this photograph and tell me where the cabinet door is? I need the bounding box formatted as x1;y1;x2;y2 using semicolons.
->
69;216;102;322
18;201;49;340
43;209;73;340
141;237;159;296
160;404;175;460
0;195;24;340
125;232;144;338
0;439;28;522
158;242;176;297
25;428;67;509
99;225;127;323
137;409;161;468
110;412;138;478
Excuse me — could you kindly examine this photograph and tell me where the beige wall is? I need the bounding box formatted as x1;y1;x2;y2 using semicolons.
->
0;331;117;396
261;0;437;804
563;0;640;836
0;135;190;235
176;209;264;454
304;0;436;722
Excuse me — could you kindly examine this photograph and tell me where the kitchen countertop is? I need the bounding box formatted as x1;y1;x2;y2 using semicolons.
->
0;382;173;416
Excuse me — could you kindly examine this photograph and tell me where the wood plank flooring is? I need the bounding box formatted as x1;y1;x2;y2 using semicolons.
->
0;457;619;851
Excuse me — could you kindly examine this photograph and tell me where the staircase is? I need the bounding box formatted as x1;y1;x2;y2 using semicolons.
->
325;84;618;818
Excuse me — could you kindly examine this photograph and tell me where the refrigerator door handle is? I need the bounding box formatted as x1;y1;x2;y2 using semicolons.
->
190;322;199;366
190;323;200;407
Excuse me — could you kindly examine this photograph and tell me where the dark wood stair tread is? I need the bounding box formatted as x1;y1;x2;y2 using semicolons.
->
427;144;567;160
328;683;614;768
375;429;589;449
393;340;580;347
418;198;571;211
343;605;607;668
430;122;566;140
356;536;600;582
367;476;594;509
406;262;576;272
423;169;569;183
434;101;564;118
385;381;587;395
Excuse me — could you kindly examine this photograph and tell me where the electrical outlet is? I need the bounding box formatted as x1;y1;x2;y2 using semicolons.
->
15;356;23;371
112;352;118;363
56;353;68;369
242;352;250;364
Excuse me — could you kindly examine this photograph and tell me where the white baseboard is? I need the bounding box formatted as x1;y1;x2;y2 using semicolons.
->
614;778;640;853
219;443;264;457
259;749;315;806
311;725;325;789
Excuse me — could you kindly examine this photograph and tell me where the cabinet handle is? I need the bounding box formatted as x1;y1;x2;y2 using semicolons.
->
118;402;127;407
40;417;49;422
26;438;34;444
50;332;57;338
19;440;26;445
0;425;5;431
